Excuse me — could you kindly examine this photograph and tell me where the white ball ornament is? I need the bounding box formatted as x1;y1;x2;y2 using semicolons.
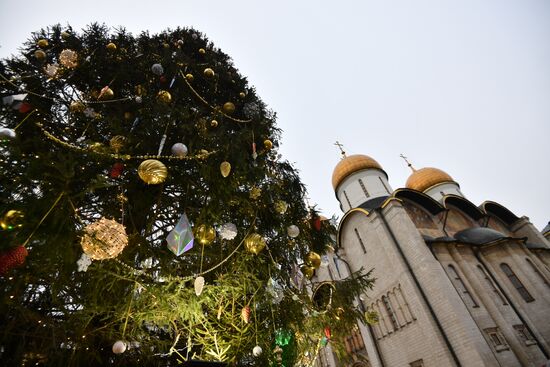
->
0;127;16;140
252;345;263;356
112;340;127;354
171;143;188;157
287;225;300;238
219;222;238;240
151;63;164;75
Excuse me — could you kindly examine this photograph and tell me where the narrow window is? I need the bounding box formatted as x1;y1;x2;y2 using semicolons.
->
378;176;391;194
382;295;400;330
343;190;352;208
513;324;536;345
500;263;534;302
354;228;367;254
447;264;479;307
333;257;342;278
358;178;370;198
526;258;549;288
409;359;424;367
477;265;507;305
485;327;509;352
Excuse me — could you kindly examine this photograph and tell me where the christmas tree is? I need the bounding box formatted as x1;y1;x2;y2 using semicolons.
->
0;24;374;366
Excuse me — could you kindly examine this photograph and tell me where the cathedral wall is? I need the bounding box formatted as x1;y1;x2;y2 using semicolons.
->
336;170;392;212
511;218;550;249
424;182;462;203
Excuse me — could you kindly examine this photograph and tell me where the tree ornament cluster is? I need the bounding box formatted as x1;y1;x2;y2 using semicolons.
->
0;24;374;366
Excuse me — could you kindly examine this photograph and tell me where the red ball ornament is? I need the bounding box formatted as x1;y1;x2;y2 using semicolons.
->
0;246;28;276
109;162;124;178
311;216;321;231
159;75;167;84
324;326;332;339
18;102;33;114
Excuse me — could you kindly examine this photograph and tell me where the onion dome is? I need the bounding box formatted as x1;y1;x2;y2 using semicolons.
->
332;154;383;190
405;167;455;192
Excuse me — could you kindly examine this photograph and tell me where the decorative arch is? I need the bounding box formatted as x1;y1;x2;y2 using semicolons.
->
392;188;445;215
336;208;370;250
443;195;484;221
480;201;519;226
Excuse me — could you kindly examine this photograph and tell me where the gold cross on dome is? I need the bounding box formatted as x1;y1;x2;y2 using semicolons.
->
334;141;346;158
400;154;416;172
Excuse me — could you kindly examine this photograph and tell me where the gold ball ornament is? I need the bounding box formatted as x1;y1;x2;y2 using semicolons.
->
203;68;215;78
300;265;315;279
0;210;25;231
198;48;206;54
106;42;117;51
59;49;78;68
157;90;172;104
244;233;266;255
306;251;322;269
222;102;236;115
239;92;246;99
274;200;288;214
34;50;46;61
37;39;49;48
99;86;114;100
135;84;147;96
61;31;70;40
220;161;231;178
109;136;126;153
249;186;262;200
80;217;128;260
264;139;273;150
69;101;86;113
194;224;216;245
210;119;218;128
123;111;133;120
185;73;194;82
138;159;168;184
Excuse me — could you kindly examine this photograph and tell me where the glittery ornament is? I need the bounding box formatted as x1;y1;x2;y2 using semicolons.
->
166;213;194;255
290;264;305;289
76;253;92;272
301;265;315;279
222;102;235;115
157;90;172;104
244;233;266;255
264;139;273;150
274;200;288;214
241;305;251;323
0;246;28;276
252;346;263;357
171;143;188;157
109;162;124;179
194;276;205;296
112;340;126;354
106;42;117;51
218;223;237;240
59;49;78;68
138;159;168;184
194;224;216;245
210;119;218;127
287;225;299;238
203;68;215;78
249;187;261;200
80;217;128;260
220;161;231;177
267;278;284;304
0;210;24;230
37;39;49;48
0;128;16;140
306;251;322;269
34;50;46;61
44;63;59;77
151;63;164;75
109;136;125;153
99;86;114;100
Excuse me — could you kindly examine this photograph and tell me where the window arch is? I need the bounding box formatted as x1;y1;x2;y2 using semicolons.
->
500;263;534;302
447;264;478;307
381;295;400;330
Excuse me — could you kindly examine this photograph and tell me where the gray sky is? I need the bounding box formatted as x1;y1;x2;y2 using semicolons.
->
1;0;549;229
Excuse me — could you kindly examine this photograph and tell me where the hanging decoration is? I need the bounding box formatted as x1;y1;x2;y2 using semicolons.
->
220;161;231;177
59;49;78;68
171;143;188;157
218;222;237;240
274;200;288;215
0;246;28;276
76;253;92;272
244;233;266;255
312;282;335;312
0;127;16;140
0;210;25;231
166;213;194;256
80;217;128;260
241;305;251;323
306;251;322;269
112;340;127;354
252;345;263;357
287;225;299;238
137;159;168;184
194;224;216;245
194;276;205;296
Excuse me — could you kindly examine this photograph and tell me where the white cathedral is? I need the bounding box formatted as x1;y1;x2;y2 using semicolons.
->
313;152;550;367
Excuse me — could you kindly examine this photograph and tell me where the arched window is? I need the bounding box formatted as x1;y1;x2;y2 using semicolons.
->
343;190;352;208
500;263;534;302
447;264;478;307
382;295;400;330
358;178;369;198
477;265;507;305
525;258;549;288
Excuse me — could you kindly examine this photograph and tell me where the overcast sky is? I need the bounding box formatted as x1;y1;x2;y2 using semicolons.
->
1;0;548;229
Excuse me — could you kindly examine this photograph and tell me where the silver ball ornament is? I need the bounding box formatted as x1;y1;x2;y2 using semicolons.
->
112;340;127;354
135;96;143;103
171;143;188;157
252;345;263;356
151;63;164;76
0;128;16;140
287;225;300;238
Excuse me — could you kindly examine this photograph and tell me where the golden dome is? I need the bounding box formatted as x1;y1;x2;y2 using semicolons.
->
405;167;455;192
332;154;383;190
